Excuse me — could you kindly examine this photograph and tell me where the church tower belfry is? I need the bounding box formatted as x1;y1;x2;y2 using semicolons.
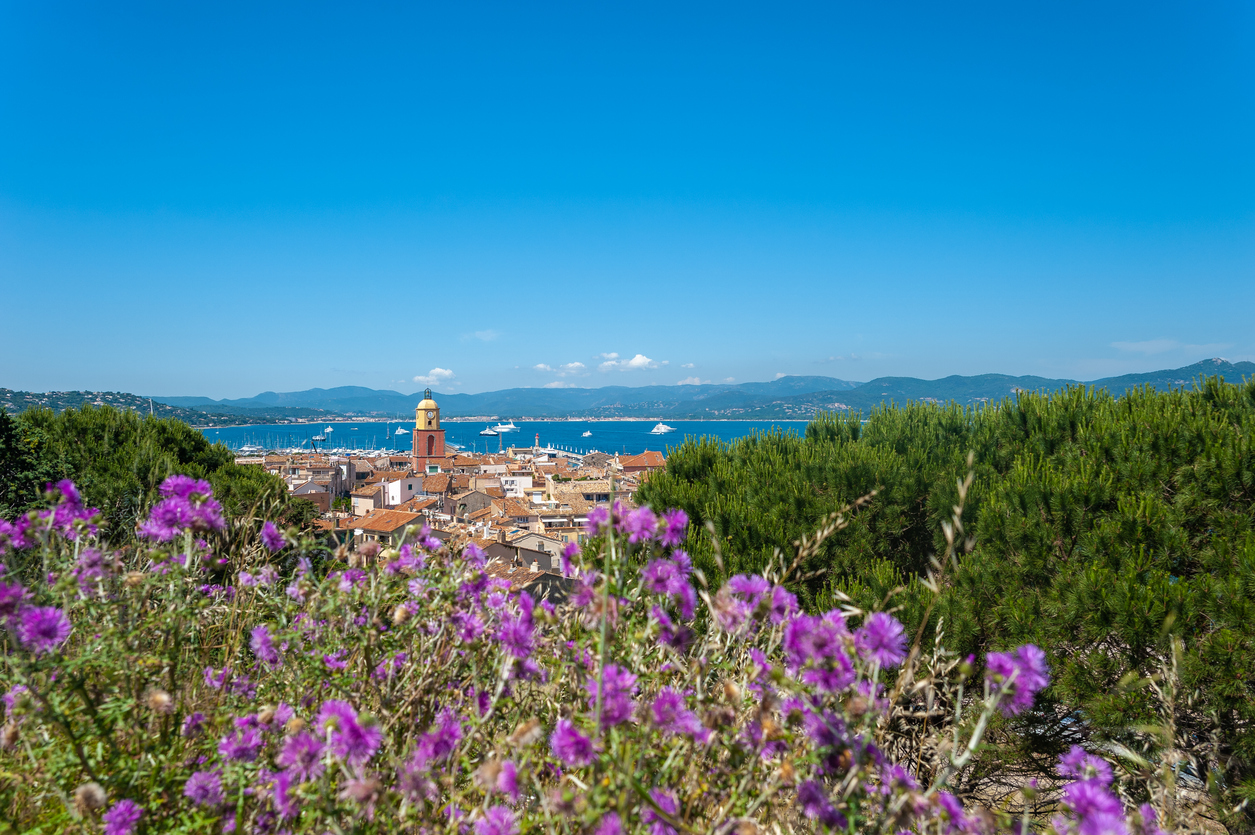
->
411;388;446;473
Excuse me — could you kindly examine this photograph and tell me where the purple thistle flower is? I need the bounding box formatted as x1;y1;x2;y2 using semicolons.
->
277;731;325;781
570;569;599;609
273;768;299;820
1060;777;1127;835
184;770;224;807
595;812;624;835
260;521;285;553
855;612;908;668
497;592;535;659
986;644;1050;716
650;688;709;741
659;508;688;548
585;663;638;728
139;475;224;541
102;799;143;835
17;606;71;655
728;573;770;606
250;624;281;667
72;547;108;593
622;506;658;544
641;788;679;835
218;726;265;762
1058;745;1114;785
181;712;207;738
414;708;463;766
585;505;611;536
464;542;487;569
560;541;579;576
475;805;519;835
452;610;486;643
549;718;596;767
316;699;382;766
797;780;846;831
323;650;349;670
652;606;694;652
0;580;27;621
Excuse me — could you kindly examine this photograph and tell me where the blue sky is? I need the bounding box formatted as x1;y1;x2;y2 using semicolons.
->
1;1;1252;398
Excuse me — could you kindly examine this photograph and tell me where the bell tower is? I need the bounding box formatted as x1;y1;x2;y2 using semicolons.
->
411;388;446;473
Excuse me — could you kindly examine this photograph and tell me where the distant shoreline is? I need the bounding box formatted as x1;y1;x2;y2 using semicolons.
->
192;417;812;430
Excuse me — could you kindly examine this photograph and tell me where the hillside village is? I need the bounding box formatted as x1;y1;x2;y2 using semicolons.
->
234;390;665;598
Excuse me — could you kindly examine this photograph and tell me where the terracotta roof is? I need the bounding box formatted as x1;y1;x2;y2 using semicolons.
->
396;496;438;512
351;484;382;498
355;509;422;534
422;474;451;493
620;450;666;469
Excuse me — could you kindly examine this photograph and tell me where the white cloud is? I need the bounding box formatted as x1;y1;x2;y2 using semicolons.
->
473;330;499;342
1111;339;1230;356
774;372;787;379
681;362;695;369
413;368;455;386
724;377;736;383
534;363;553;372
677;376;709;385
560;362;585;374
543;381;578;388
596;352;619;361
599;353;666;372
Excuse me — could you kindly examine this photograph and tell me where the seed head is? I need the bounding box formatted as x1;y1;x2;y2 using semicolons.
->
0;722;18;750
145;689;174;714
73;782;108;815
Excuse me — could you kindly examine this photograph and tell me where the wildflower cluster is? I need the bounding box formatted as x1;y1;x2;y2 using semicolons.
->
0;480;1191;833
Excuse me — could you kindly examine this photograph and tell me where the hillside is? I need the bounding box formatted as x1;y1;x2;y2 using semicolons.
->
1;388;336;426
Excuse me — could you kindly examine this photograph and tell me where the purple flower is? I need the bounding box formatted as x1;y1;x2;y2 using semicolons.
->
1060;777;1127;835
72;547;108;593
452;611;486;643
496;760;519;803
585;663;637;728
560;541;579;576
103;799;143;835
570;570;599;609
139;475;224;541
260;521;285;553
650;688;709;741
1059;745;1114;785
783;611;848;668
855;612;907;668
769;585;798;623
474;805;519;835
464;542;487;569
659;508;688;547
17;606;71;655
585;505;611;536
413;708;463;766
497;593;536;659
250;624;281;667
549;719;596;767
797;780;846;830
595;812;624;835
316;700;382;766
218;726;265;762
652;606;694;652
986;644;1050;716
622;506;658;544
181;712;207;738
323;650;349;670
0;580;27;620
641;788;679;835
728;573;770;606
184;770;224;807
277;731;325;781
273;769;299;820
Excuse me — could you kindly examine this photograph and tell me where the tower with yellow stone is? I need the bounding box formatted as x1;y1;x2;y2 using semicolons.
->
411;388;446;473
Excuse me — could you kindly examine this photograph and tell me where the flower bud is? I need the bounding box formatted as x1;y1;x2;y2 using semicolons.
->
392;603;411;625
258;705;277;725
0;722;18;751
284;716;306;735
124;571;145;587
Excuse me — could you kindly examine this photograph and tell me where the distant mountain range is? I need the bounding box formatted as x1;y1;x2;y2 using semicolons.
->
147;358;1255;422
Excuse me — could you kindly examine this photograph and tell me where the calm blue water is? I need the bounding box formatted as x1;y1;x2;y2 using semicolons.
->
201;420;811;456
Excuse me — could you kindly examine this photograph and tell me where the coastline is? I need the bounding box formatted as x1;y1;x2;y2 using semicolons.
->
193;417;813;430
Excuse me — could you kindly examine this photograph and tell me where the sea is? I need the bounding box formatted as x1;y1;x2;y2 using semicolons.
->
200;419;811;457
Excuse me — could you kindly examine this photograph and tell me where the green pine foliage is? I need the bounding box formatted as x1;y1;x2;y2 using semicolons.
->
9;404;312;543
638;375;1255;816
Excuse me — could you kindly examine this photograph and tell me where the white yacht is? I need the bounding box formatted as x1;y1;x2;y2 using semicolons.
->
394;426;408;435
649;422;676;435
479;425;499;436
581;430;593;437
494;421;519;433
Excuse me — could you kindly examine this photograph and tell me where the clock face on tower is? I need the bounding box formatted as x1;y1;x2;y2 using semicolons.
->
427;410;434;420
